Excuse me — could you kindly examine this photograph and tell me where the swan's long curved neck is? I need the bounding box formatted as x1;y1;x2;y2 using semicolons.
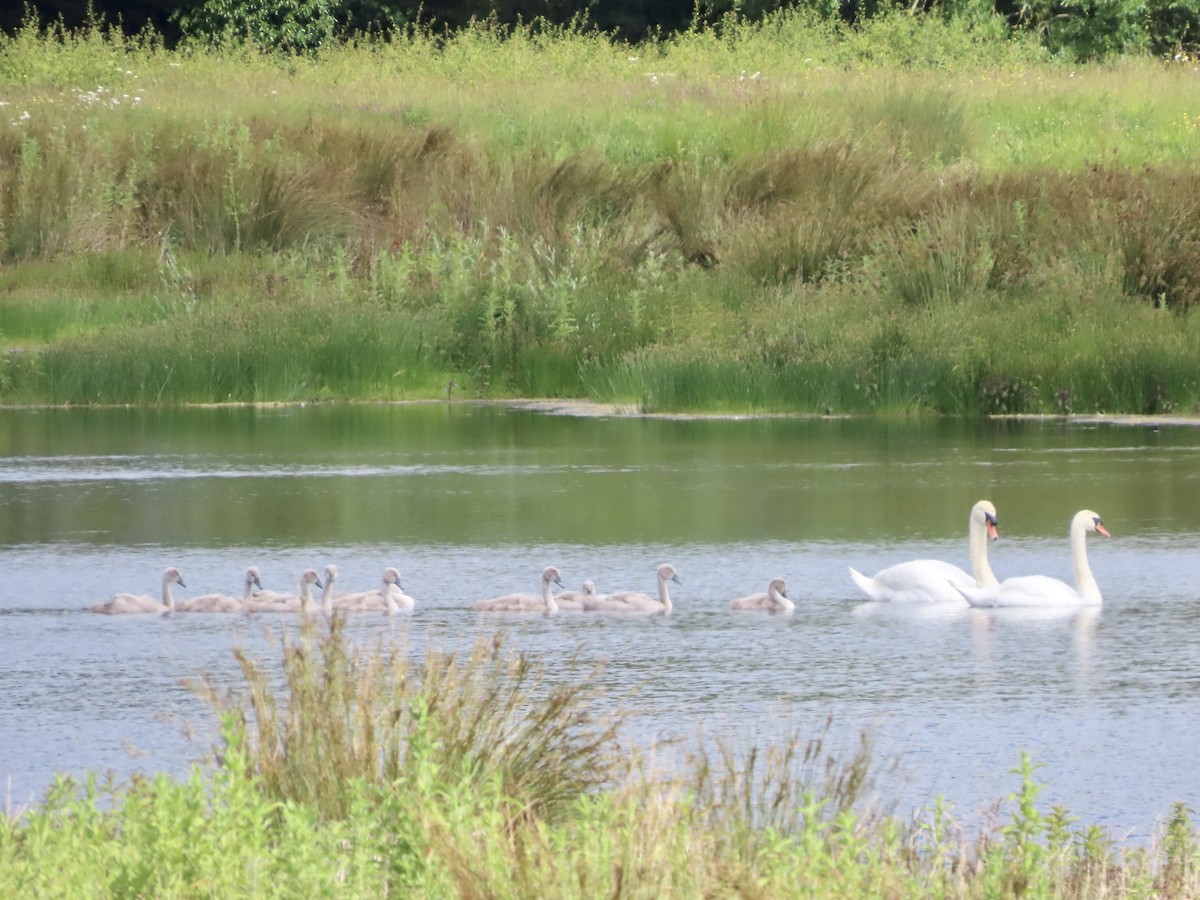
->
161;575;176;612
1071;520;1100;601
299;581;315;614
242;579;257;603
381;574;399;615
321;582;336;615
542;578;559;612
658;577;673;612
968;515;998;587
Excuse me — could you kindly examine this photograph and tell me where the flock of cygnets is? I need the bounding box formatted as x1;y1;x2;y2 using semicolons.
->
88;500;1110;617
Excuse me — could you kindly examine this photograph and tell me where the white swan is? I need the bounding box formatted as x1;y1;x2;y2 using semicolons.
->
91;567;185;615
955;509;1110;608
246;569;323;614
177;566;263;613
848;499;999;604
554;580;597;611
337;568;414;613
474;566;563;612
730;577;794;612
583;563;680;614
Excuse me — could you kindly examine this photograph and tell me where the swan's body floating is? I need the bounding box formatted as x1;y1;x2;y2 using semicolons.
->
848;499;999;604
246;569;322;614
955;510;1110;608
730;577;794;612
91;567;185;615
177;566;262;613
584;563;680;614
337;567;413;613
474;566;563;612
554;580;597;611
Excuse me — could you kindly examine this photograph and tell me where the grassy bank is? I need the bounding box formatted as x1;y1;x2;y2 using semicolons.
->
2;621;1198;897
2;17;1200;413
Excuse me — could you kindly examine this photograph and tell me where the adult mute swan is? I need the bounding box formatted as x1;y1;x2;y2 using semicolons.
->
177;566;263;613
91;567;185;615
730;577;794;612
848;499;999;603
474;566;563;613
583;563;680;614
554;580;598;611
337;568;414;613
246;569;322;614
955;509;1110;608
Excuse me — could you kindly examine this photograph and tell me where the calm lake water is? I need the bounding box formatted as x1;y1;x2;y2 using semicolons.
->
2;404;1199;841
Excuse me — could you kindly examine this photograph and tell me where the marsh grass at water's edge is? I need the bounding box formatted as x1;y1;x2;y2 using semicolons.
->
3;21;1200;412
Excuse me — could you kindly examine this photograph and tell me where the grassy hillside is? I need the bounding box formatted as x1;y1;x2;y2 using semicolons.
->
1;14;1199;413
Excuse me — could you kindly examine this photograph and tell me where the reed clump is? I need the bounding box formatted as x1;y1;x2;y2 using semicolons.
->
3;18;1200;412
194;618;624;824
4;625;1200;896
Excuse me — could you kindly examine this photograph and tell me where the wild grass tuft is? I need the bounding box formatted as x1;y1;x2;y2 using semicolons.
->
194;619;624;822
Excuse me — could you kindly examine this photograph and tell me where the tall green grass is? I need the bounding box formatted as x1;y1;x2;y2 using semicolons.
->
2;17;1200;411
3;622;1199;897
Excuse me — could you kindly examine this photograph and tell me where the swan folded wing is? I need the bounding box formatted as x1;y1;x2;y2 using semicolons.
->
953;582;1000;608
850;560;972;604
177;593;241;613
336;568;411;612
729;592;770;610
959;575;1093;608
91;593;161;614
585;591;658;612
553;592;587;610
245;593;300;612
337;587;412;611
473;592;543;611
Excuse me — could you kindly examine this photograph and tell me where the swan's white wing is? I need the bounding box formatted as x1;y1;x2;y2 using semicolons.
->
982;575;1090;608
850;560;971;604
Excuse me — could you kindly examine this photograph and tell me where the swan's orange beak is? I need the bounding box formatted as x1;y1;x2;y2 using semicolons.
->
986;519;999;541
1096;523;1111;537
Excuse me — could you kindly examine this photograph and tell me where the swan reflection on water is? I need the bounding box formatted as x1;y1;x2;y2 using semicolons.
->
851;600;973;622
968;605;1101;671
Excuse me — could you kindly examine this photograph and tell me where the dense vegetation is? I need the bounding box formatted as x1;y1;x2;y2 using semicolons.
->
1;15;1200;414
8;0;1200;58
4;621;1200;896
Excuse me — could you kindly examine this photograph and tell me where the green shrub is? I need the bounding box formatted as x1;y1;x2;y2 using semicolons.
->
175;0;340;53
1016;0;1148;60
